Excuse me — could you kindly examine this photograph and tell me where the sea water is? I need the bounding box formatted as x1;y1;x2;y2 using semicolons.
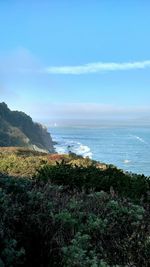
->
49;126;150;176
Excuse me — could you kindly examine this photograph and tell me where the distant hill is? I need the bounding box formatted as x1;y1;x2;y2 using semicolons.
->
0;102;54;153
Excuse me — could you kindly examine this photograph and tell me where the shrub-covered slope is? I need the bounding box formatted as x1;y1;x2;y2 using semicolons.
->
0;149;150;266
0;102;54;152
0;173;149;267
0;147;105;177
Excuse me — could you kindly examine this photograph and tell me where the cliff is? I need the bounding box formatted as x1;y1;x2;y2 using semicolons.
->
0;102;54;153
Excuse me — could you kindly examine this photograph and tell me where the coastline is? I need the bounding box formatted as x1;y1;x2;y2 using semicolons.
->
50;125;150;176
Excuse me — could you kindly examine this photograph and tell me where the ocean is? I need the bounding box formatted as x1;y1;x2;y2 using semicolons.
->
49;126;150;176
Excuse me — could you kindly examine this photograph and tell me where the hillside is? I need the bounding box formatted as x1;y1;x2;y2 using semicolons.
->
0;149;149;266
0;102;54;153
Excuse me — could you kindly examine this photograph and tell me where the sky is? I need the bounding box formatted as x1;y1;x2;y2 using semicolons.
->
0;0;150;125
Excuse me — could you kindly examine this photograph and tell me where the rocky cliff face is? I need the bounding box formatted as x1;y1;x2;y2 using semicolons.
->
36;124;54;150
0;102;54;153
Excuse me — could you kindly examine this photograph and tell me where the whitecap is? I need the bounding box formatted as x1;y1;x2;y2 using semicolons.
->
123;159;131;164
130;135;148;144
72;144;93;158
52;135;92;158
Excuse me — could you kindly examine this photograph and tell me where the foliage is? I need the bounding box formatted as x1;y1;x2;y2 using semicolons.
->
0;148;104;178
36;161;150;202
0;173;149;267
0;147;150;266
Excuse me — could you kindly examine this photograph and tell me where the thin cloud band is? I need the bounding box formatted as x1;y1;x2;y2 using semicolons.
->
45;60;150;74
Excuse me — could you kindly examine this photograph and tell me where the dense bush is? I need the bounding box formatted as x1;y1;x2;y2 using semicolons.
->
36;162;150;202
0;173;149;267
0;151;150;266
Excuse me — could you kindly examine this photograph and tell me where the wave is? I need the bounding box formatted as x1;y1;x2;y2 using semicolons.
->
52;135;93;158
123;159;131;164
130;135;148;144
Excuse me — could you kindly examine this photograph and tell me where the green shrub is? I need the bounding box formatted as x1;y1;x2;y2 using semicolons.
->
36;162;150;202
0;174;149;266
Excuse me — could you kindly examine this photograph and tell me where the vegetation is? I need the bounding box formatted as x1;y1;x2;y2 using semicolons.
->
0;102;54;152
0;173;149;267
0;147;104;178
36;161;150;202
0;148;150;266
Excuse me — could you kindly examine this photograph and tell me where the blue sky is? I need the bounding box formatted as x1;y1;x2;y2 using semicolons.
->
0;0;150;125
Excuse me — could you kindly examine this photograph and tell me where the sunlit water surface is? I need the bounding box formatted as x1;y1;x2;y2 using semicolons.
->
49;126;150;176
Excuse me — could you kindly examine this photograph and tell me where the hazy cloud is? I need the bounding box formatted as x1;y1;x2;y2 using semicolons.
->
0;83;19;99
0;48;53;100
45;60;150;74
0;47;42;74
25;102;150;121
1;50;150;76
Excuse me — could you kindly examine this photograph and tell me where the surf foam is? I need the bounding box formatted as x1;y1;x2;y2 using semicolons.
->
130;135;148;144
52;135;93;158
